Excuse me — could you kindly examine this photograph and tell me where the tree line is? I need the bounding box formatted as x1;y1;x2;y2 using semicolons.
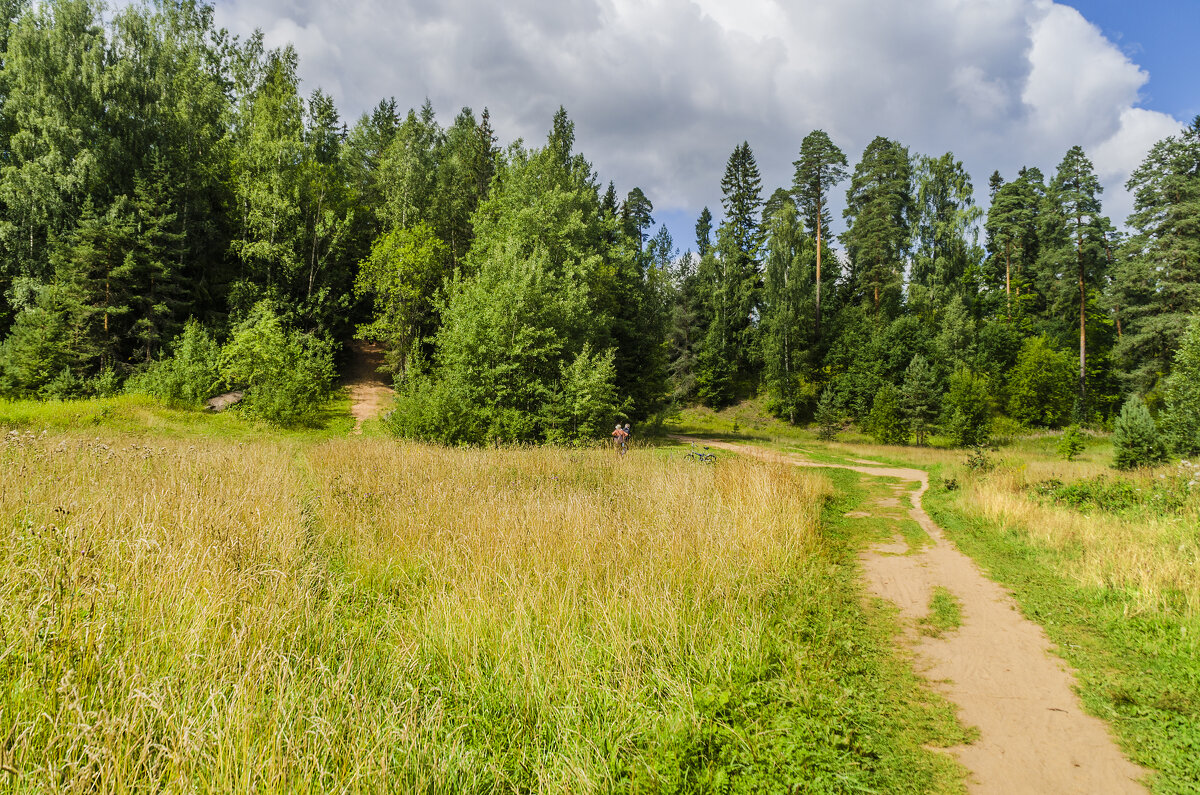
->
0;0;1198;453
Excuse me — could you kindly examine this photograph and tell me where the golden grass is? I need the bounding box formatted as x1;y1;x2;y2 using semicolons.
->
945;460;1200;617
0;429;830;791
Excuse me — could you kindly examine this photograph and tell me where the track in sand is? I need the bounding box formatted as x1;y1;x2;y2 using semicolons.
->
344;341;394;434
691;438;1148;794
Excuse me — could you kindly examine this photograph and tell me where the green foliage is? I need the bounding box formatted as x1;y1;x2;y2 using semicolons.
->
218;301;334;425
899;354;939;445
1032;472;1194;515
1007;336;1074;427
965;444;995;472
943;368;992;447
126;320;221;407
842;136;912;316
1111;395;1167;470
353;222;447;374
542;344;627;446
867;384;908;445
1057;425;1086;461
1115;119;1200;392
760;200;817;422
813;389;842;441
0;283;81;397
909;153;982;315
1162;315;1200;456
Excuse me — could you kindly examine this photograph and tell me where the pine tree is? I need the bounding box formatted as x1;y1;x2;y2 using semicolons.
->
842;136;912;317
984;167;1044;325
1115;118;1200;391
620;187;654;249
792;130;848;337
1041;146;1110;417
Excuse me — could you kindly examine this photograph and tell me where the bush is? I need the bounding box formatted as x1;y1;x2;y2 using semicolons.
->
867;385;908;445
126;319;221;407
1006;336;1074;428
1057;425;1085;461
219;302;335;426
943;368;992;447
965;444;995;472
1111;395;1167;470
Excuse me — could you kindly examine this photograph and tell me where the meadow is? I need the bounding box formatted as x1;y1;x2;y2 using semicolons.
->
0;399;968;793
673;402;1200;793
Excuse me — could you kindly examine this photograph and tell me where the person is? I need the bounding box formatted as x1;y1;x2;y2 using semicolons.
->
623;423;632;446
612;423;628;454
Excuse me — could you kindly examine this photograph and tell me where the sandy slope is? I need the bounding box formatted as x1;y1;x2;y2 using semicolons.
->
344;341;394;435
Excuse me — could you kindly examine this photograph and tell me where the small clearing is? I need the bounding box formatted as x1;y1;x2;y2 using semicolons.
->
691;438;1148;794
344;341;394;434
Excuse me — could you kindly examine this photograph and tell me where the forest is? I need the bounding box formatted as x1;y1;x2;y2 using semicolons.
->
2;0;1199;455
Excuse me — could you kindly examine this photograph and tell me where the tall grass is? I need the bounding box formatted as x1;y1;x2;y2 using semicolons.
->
943;461;1200;617
7;429;972;791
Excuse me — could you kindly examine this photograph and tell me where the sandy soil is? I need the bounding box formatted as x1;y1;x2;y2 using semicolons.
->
689;438;1148;794
344;341;395;435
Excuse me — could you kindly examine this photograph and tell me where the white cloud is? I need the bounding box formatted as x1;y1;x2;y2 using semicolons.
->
212;0;1182;235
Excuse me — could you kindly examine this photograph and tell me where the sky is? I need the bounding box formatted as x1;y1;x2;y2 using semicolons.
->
210;0;1194;251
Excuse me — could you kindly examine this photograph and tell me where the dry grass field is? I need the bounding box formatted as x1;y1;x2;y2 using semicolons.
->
0;423;968;792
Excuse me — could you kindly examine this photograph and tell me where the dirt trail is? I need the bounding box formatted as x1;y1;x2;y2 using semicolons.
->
691;438;1148;794
344;341;394;435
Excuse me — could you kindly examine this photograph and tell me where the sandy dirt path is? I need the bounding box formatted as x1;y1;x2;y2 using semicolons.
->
344;341;394;435
687;438;1148;794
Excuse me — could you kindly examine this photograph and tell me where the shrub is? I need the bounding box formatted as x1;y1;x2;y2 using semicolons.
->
943;368;992;447
867;384;908;445
1111;395;1167;470
1006;336;1074;428
1057;425;1085;461
126;319;221;407
965;444;995;472
219;302;335;426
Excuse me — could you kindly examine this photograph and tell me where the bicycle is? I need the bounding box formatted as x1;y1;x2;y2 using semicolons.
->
684;442;716;463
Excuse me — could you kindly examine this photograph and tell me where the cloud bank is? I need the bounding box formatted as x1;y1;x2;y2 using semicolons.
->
213;0;1183;240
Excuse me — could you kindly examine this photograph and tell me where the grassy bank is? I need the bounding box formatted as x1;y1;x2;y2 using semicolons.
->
0;414;968;792
671;399;1199;790
923;459;1200;793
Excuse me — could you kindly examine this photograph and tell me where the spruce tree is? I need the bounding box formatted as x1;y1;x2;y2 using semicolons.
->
695;206;713;257
1162;314;1200;455
900;354;939;445
1112;395;1166;470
